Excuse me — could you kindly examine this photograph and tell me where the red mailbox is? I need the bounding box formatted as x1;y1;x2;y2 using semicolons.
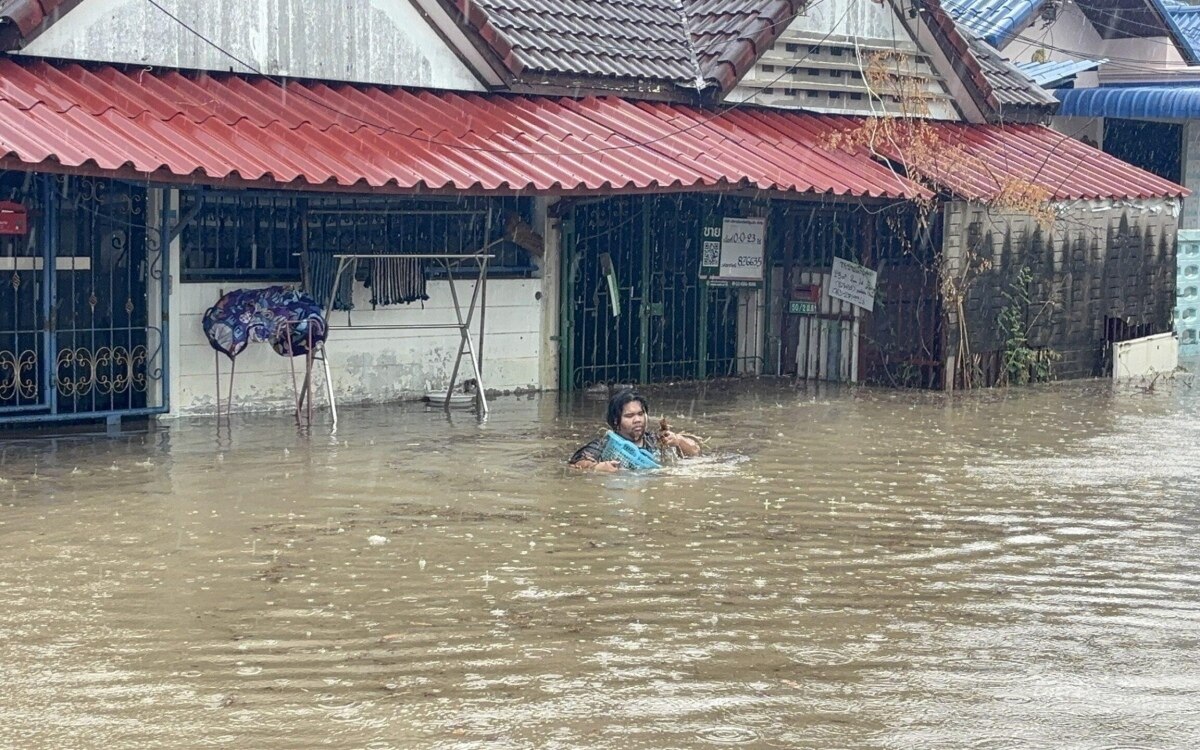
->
0;201;27;235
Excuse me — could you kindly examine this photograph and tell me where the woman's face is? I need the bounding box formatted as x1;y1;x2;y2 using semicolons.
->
617;401;647;442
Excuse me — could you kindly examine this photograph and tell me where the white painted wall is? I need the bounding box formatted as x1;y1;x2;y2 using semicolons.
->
728;0;958;119
1184;121;1200;230
790;0;915;40
537;199;561;391
23;0;484;90
1003;3;1188;79
170;277;542;415
1049;116;1103;149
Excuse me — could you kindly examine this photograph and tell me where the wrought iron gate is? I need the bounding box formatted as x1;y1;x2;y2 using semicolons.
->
775;206;860;382
0;174;167;424
774;203;943;387
559;195;758;391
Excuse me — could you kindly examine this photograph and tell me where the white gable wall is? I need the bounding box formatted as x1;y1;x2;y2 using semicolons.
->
22;0;485;90
728;0;958;119
1003;3;1187;81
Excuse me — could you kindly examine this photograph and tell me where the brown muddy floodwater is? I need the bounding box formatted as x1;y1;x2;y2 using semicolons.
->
1;378;1199;749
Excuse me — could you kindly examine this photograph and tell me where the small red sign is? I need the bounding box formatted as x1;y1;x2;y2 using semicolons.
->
0;201;27;235
792;283;821;302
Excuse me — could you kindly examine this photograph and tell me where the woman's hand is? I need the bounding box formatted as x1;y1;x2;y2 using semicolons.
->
572;458;622;472
662;431;701;457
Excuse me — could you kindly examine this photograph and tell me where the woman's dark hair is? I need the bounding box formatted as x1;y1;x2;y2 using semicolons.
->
607;389;649;429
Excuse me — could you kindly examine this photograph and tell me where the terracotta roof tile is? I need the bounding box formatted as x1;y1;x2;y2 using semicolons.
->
0;0;81;48
966;34;1058;112
438;0;803;94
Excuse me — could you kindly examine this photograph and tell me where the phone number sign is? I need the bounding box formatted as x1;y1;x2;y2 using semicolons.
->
700;217;765;284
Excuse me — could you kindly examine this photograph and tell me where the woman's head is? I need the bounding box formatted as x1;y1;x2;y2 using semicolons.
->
607;389;649;441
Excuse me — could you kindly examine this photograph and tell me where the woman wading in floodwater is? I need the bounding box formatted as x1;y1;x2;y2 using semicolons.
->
569;389;701;472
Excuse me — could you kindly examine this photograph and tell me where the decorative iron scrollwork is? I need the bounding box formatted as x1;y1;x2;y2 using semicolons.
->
56;345;150;397
0;349;37;400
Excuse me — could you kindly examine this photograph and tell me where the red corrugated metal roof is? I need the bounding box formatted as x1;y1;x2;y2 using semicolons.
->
0;58;927;199
873;120;1189;201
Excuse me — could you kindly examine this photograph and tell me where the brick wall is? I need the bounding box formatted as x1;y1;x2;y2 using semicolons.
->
942;200;1179;386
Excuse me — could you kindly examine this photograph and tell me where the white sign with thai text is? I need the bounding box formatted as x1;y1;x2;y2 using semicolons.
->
717;217;765;281
829;257;877;311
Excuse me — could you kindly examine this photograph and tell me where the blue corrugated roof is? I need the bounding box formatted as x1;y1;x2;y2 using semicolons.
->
1015;58;1106;86
1056;85;1200;119
1163;1;1200;62
941;0;1045;48
945;0;1199;63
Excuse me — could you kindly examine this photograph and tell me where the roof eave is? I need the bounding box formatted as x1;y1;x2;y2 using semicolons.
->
890;0;997;123
704;0;807;98
1151;0;1200;65
420;0;522;88
0;0;86;51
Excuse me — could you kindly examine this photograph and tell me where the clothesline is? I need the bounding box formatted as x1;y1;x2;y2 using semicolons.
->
308;251;496;416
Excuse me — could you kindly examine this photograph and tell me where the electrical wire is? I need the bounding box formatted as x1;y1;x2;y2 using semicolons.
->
139;0;859;159
136;0;1169;214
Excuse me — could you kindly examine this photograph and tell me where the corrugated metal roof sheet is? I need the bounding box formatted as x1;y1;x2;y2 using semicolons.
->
1163;1;1200;61
966;34;1059;109
1015;58;1106;86
0;58;926;199
1056;84;1200;118
1076;0;1175;39
940;0;1044;48
868;121;1188;200
437;0;802;92
944;0;1199;63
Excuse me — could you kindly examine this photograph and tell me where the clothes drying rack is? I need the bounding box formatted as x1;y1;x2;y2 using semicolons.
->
304;252;495;424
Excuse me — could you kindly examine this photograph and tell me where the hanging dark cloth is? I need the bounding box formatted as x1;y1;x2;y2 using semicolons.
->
364;256;428;307
306;251;354;312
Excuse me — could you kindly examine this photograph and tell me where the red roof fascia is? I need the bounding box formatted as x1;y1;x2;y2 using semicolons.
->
695;0;806;94
0;58;929;199
883;121;1189;201
906;0;1000;118
0;0;83;48
440;0;524;79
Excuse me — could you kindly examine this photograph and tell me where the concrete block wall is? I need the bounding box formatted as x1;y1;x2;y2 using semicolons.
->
943;200;1179;384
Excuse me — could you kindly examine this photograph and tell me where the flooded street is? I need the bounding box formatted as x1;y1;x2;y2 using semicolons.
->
2;378;1199;749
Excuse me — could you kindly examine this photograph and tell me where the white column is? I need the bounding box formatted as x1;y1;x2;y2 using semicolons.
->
537;197;560;391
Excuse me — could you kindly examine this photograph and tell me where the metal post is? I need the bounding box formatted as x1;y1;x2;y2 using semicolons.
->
478;256;487;381
441;257;489;414
41;174;57;414
558;215;576;392
639;199;651;385
158;194;173;414
698;279;709;380
479;210;491;377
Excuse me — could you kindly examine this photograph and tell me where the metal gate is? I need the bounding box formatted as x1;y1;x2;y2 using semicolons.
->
559;195;759;390
0;174;167;424
773;204;943;387
775;205;860;382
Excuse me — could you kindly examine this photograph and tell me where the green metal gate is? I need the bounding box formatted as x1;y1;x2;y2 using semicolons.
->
0;174;165;424
559;195;760;391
